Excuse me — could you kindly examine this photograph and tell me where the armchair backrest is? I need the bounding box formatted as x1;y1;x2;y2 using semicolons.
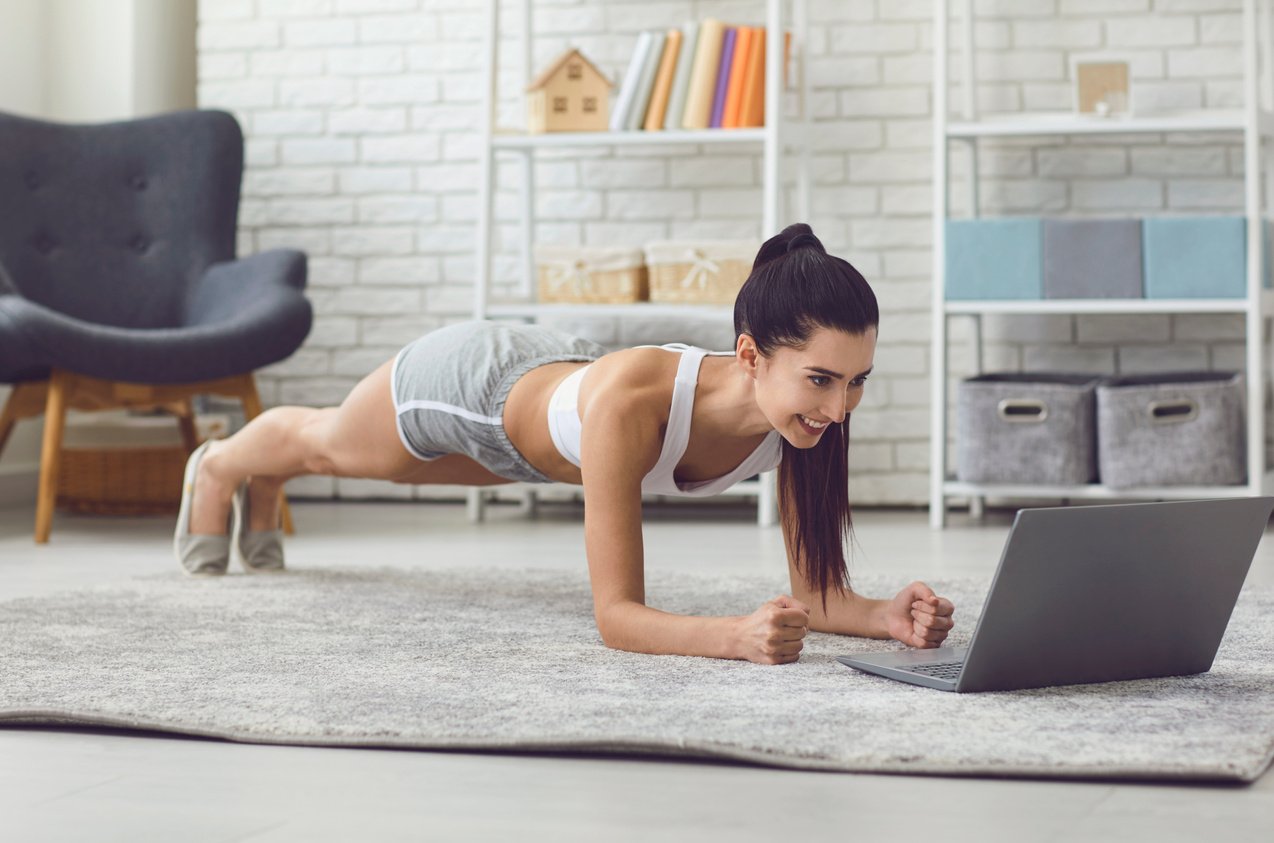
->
0;109;242;329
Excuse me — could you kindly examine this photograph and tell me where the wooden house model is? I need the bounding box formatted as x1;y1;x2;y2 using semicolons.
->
525;48;612;133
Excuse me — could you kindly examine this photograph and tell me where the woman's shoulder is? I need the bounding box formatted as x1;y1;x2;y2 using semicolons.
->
579;346;677;419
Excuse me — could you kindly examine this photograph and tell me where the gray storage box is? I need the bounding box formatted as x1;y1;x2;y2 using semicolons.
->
1043;218;1143;299
957;373;1102;485
1097;372;1246;488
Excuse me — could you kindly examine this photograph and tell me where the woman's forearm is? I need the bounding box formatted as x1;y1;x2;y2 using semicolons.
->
598;601;741;659
808;589;891;639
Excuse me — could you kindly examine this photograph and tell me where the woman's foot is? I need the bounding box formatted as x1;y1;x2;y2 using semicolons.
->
189;441;236;535
247;478;282;533
232;477;286;573
174;440;232;576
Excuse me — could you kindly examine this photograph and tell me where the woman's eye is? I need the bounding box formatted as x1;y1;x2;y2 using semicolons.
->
809;376;830;387
851;376;869;387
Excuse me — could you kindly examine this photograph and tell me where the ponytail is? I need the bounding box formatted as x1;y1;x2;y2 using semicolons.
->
734;223;878;612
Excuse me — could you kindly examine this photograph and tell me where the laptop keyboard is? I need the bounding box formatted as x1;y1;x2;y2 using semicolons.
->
907;661;964;681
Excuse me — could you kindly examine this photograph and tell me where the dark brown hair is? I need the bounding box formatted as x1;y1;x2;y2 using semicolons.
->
733;223;879;611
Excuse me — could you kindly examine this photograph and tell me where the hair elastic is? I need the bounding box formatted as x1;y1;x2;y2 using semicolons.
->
786;232;822;253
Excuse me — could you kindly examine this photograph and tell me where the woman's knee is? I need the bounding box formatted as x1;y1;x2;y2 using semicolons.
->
297;408;344;476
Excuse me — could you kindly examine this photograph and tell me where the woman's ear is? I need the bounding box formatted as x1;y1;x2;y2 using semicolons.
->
735;334;762;379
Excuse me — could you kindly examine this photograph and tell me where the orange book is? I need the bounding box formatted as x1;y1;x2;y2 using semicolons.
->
740;27;766;127
643;28;683;131
721;26;752;129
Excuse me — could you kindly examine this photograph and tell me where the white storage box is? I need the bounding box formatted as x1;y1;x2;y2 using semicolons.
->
643;240;759;304
534;245;648;304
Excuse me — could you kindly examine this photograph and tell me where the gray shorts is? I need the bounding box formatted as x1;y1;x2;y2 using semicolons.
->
390;321;607;483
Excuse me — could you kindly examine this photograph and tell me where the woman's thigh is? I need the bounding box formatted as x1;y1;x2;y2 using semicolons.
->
320;357;516;487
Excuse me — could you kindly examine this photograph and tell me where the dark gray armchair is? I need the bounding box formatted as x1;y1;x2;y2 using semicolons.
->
0;109;312;542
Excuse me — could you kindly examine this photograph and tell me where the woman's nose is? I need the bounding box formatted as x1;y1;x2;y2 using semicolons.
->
826;392;850;423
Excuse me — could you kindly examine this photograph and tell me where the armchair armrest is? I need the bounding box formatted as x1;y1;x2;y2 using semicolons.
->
184;249;307;328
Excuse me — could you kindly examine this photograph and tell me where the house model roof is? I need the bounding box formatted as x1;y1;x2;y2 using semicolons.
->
525;48;614;92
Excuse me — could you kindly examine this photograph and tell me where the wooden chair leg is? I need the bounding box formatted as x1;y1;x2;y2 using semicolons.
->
236;374;296;536
0;382;47;460
34;371;71;544
174;398;200;453
0;392;19;460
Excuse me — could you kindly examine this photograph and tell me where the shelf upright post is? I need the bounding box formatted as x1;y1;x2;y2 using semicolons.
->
469;0;501;523
474;0;498;324
518;0;536;302
958;0;984;520
755;0;786;529
1243;0;1266;497
516;0;538;517
794;0;811;224
762;0;782;238
930;0;950;528
1264;1;1274;491
1264;0;1274;113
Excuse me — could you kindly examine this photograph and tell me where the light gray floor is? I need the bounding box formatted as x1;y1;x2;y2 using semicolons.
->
1;498;1272;842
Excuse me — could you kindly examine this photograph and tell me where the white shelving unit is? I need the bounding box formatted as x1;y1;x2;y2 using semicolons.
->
930;0;1274;528
468;0;811;526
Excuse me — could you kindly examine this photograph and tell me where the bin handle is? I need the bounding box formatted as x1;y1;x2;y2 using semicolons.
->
1148;399;1198;424
997;399;1048;423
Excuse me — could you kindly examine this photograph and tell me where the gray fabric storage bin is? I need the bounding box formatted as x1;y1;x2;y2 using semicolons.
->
1043;218;1143;299
957;373;1101;485
1097;372;1245;488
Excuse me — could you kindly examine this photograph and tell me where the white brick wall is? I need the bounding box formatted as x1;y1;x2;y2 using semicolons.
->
198;0;1258;506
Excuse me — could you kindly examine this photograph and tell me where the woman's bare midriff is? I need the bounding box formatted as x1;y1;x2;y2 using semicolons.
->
501;350;769;488
502;360;594;485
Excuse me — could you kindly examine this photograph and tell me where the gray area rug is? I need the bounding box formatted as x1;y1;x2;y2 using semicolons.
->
1;567;1272;783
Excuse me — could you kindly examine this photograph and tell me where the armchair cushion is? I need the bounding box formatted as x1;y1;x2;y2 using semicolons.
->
0;249;311;385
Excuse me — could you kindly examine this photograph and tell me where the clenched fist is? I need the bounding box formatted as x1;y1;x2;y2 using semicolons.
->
884;581;955;649
734;595;811;664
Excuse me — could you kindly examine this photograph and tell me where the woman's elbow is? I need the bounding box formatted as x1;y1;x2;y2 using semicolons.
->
593;602;638;650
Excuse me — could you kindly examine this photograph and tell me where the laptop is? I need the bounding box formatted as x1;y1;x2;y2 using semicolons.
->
837;497;1274;693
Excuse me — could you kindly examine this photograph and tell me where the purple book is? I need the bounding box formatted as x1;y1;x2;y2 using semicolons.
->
709;27;737;129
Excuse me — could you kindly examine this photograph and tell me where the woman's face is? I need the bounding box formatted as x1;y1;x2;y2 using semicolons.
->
741;326;877;447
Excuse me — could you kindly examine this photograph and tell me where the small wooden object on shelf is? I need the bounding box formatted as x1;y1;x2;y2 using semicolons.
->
525;48;612;134
1074;59;1130;117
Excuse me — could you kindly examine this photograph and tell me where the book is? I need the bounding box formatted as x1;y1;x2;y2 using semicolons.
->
664;20;699;131
609;31;654;132
722;26;753;129
740;27;766;127
626;29;666;131
643;28;682;130
681;18;724;130
709;27;736;129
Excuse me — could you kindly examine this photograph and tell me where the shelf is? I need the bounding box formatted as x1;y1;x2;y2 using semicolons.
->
486;302;733;319
491;128;801;150
943;479;1270;501
946;109;1274;139
944;297;1266;316
475;0;804;528
931;2;1273;528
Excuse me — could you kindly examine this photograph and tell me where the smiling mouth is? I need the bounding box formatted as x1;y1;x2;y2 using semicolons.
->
797;414;830;434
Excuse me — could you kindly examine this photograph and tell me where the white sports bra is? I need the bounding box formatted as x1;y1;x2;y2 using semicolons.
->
546;343;783;497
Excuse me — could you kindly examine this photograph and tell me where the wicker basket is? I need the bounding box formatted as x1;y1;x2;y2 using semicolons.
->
644;240;759;304
534;245;648;304
57;445;187;515
54;411;229;516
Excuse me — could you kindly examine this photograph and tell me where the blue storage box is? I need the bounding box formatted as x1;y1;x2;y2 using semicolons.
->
1143;216;1246;299
945;218;1043;300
